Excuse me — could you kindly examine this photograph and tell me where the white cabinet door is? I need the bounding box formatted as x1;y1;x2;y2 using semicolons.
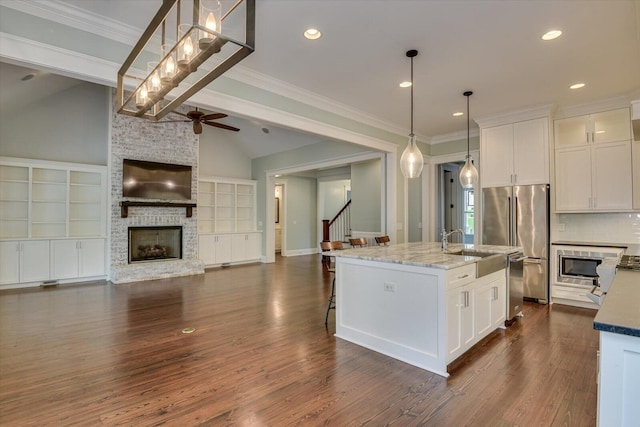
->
513;118;548;185
215;234;232;264
481;124;514;187
446;290;463;360
461;287;475;348
50;240;78;280
246;233;261;260
198;234;216;265
0;241;21;285
231;234;246;262
634;141;640;210
20;240;50;283
592;141;633;211
591;109;631;144
491;279;507;329
555;115;589;148
78;239;105;277
555;146;592;211
475;281;493;338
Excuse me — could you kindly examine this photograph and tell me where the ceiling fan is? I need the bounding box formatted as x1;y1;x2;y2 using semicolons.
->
157;108;240;134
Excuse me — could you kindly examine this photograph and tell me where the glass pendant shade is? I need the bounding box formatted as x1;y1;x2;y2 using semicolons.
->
459;155;478;189
400;134;424;179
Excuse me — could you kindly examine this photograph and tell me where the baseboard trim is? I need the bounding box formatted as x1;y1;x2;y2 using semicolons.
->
282;248;319;257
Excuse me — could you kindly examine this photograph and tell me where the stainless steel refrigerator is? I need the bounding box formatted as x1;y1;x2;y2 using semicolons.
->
482;184;550;303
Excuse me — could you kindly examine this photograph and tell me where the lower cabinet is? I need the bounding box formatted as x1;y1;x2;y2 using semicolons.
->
0;240;50;285
446;269;506;363
0;238;106;286
199;232;261;266
50;239;105;280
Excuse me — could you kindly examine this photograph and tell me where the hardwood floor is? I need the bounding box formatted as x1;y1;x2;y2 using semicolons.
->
0;255;598;426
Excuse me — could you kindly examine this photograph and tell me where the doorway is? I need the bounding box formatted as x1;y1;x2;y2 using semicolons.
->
274;184;284;255
438;162;474;244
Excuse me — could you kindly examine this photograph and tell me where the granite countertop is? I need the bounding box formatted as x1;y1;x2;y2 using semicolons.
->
594;270;640;338
330;242;521;270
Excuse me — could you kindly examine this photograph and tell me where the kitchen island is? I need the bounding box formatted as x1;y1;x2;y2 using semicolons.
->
331;242;520;377
594;268;640;426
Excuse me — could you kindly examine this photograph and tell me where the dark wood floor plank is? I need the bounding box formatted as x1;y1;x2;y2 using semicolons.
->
0;255;598;426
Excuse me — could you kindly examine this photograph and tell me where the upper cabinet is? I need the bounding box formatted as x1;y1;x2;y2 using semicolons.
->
197;177;257;234
480;117;550;187
0;158;107;239
554;108;633;212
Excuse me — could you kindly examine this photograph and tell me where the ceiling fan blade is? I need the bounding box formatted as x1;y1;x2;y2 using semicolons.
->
155;119;191;123
204;121;240;132
201;113;227;121
194;121;203;134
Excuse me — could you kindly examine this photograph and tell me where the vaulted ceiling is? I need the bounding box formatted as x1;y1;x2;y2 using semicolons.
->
2;0;639;152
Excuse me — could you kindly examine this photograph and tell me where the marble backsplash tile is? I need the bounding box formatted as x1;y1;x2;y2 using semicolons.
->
552;212;640;244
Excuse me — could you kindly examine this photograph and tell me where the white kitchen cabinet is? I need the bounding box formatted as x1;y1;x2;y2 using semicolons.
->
231;233;261;262
554;108;633;212
480;117;549;187
555;141;632;212
633;140;640;210
555;108;631;148
50;238;105;280
0;240;50;285
446;268;507;364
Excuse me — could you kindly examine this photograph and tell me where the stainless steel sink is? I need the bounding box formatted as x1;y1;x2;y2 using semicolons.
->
447;250;507;277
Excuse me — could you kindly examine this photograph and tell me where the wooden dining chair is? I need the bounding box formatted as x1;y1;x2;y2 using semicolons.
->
323;241;343;325
375;235;390;246
349;237;368;248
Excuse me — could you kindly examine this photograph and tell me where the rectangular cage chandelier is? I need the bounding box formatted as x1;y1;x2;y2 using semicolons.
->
117;0;255;121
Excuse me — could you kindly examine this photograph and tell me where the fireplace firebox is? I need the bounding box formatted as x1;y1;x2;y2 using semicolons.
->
128;226;182;263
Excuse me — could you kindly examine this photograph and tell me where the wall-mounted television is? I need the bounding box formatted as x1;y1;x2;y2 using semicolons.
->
123;159;192;201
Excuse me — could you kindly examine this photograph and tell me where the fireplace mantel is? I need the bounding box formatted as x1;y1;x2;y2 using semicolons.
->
120;201;197;218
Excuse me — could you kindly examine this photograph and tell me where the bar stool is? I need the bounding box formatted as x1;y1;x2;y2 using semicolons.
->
323;240;343;325
375;235;390;246
348;237;368;248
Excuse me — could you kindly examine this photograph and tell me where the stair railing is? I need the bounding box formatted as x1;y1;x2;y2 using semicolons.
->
322;199;351;242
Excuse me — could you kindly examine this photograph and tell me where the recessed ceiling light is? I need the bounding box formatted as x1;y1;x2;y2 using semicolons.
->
542;30;562;41
453;112;464;117
399;81;412;88
570;83;585;89
304;28;322;40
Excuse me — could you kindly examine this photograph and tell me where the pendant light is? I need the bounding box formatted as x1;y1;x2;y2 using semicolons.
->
459;90;478;189
400;49;424;179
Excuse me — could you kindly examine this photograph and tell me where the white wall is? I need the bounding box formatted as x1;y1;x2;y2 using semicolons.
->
0;82;108;165
198;126;252;179
351;158;382;232
285;176;317;252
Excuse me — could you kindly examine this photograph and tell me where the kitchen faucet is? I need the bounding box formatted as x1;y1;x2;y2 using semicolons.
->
441;228;464;251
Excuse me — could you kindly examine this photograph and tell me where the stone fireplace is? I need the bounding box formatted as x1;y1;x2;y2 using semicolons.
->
109;92;204;284
128;226;182;263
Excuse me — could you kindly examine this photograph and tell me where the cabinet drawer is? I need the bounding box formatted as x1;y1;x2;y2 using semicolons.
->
446;264;476;289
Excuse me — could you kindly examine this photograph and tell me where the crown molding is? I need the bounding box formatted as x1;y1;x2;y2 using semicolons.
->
3;0;414;143
430;129;479;145
475;104;555;129
554;94;634;119
1;0;143;46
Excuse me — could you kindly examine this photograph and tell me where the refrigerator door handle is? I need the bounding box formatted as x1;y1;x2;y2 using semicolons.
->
524;258;543;264
514;196;518;246
507;196;512;245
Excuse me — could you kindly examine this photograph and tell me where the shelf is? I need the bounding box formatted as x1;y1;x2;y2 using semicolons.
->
0;179;29;184
120;201;197;218
32;221;66;224
32;181;66;185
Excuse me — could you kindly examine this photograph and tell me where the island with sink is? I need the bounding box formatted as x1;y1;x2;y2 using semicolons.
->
330;241;521;377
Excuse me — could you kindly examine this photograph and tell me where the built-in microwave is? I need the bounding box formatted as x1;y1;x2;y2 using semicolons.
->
554;246;625;287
